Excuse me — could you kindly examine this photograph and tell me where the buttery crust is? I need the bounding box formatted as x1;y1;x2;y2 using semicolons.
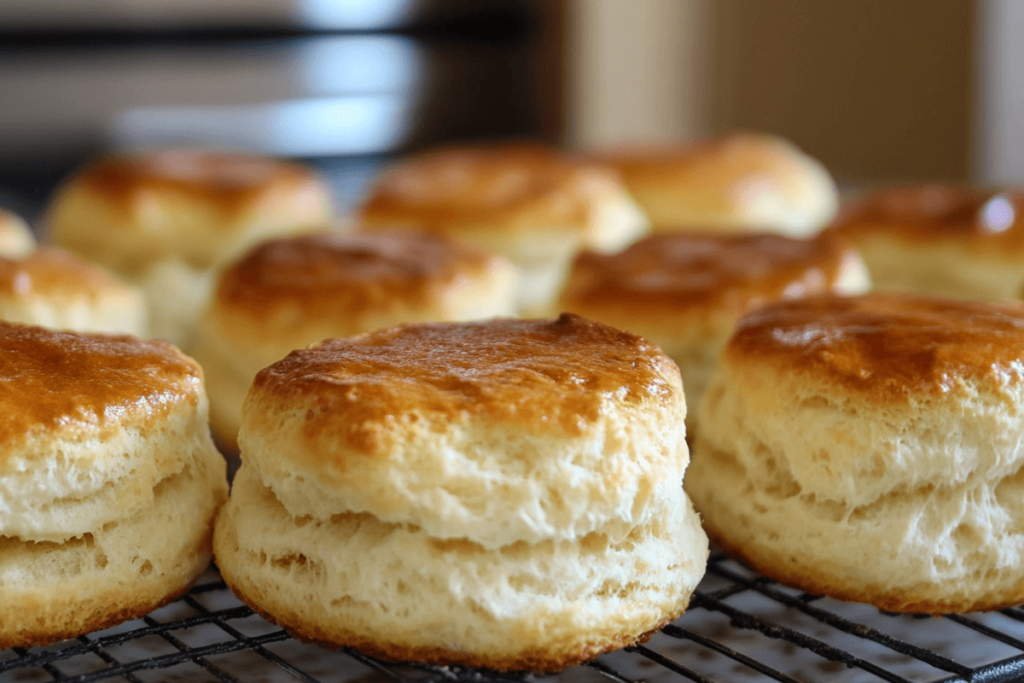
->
726;293;1024;402
211;230;513;322
561;232;866;329
359;144;630;239
599;132;839;234
0;209;34;257
0;322;200;452
247;314;681;449
688;292;1024;612
830;185;1024;249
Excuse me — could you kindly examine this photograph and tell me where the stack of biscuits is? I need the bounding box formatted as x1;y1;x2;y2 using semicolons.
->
4;135;1024;672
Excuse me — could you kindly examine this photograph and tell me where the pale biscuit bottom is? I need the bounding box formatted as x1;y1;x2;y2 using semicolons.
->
215;465;708;671
193;329;255;451
687;438;1024;613
138;260;214;350
855;236;1024;302
0;446;226;648
0;290;146;337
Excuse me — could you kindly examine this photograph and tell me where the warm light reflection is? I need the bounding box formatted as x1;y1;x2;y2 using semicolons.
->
980;194;1016;233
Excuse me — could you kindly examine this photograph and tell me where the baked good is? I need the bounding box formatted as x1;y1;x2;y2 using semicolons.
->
600;132;839;235
44;149;334;348
0;322;227;647
214;314;708;670
0;248;146;336
688;293;1024;613
355;144;649;315
192;230;517;449
0;209;34;257
828;185;1024;301
558;232;870;433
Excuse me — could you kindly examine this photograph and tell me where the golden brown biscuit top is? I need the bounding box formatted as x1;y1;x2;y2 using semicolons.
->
601;132;798;185
215;231;502;317
0;248;131;300
72;149;320;216
0;322;202;451
563;232;858;314
830;185;1024;245
249;314;681;453
727;293;1024;400
357;144;613;232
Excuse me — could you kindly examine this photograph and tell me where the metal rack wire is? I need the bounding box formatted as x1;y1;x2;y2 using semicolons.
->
5;551;1024;683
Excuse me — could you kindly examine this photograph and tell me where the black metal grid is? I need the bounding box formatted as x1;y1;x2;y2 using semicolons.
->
5;552;1024;683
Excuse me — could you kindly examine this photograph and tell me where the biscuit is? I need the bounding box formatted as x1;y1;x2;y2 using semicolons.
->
689;293;1024;612
356;144;649;315
45;149;334;347
192;230;517;448
214;315;708;670
601;132;838;235
828;185;1024;301
0;323;227;647
0;248;146;336
559;232;869;433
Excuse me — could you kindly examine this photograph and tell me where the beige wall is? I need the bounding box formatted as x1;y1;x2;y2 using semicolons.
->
975;0;1024;184
565;0;710;149
567;0;976;184
706;0;975;184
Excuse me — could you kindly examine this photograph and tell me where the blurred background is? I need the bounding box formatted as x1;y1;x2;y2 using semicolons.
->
0;0;1020;219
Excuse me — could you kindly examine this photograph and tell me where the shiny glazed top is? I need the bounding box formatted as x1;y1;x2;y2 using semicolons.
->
215;231;503;317
0;248;133;300
247;314;682;453
727;293;1024;400
602;132;807;186
0;322;202;451
357;145;618;233
70;149;321;219
829;185;1024;245
563;232;859;313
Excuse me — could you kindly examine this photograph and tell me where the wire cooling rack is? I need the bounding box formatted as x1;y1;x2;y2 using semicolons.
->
5;551;1024;683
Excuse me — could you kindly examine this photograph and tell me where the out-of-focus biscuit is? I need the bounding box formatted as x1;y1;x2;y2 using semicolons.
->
601;132;838;235
828;185;1024;301
46;149;334;347
0;248;146;335
356;144;649;315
